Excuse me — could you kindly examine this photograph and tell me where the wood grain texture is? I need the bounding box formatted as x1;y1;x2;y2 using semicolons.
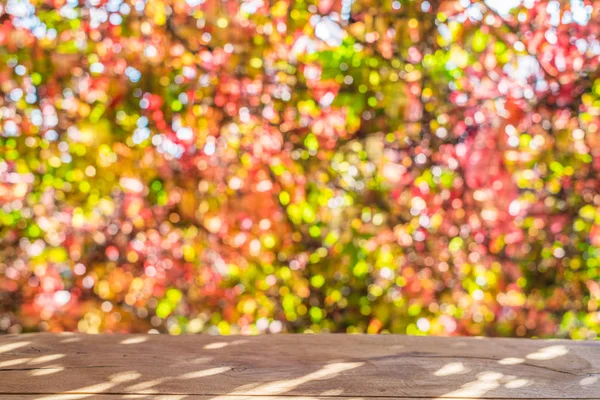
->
0;334;598;399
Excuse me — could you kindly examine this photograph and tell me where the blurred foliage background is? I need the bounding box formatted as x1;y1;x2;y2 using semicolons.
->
1;0;600;338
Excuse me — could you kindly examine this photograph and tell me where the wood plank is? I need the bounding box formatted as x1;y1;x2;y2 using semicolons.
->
0;397;569;400
0;334;598;399
0;396;511;400
0;396;474;400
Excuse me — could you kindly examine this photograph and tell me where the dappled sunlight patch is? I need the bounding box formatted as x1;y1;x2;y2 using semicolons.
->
126;378;164;392
498;357;525;365
204;342;229;350
580;376;598;386
0;357;30;367
224;362;364;397
34;370;144;399
0;341;30;354
435;371;503;399
203;340;247;350
505;378;530;389
181;356;213;365
110;371;143;383
60;338;81;344
526;345;568;361
477;371;504;382
126;366;231;393
436;367;542;399
225;381;264;393
434;362;466;376
120;337;148;345
179;366;232;379
29;365;65;376
320;388;344;396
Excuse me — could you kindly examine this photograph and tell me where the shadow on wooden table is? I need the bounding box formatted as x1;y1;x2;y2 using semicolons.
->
0;333;598;399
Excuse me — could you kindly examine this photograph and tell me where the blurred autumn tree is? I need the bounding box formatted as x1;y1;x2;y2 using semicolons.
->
0;0;599;338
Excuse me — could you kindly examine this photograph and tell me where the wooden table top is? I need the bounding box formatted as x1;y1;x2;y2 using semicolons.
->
0;333;598;399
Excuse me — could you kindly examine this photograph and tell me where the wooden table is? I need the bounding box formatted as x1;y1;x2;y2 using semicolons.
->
0;334;598;399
